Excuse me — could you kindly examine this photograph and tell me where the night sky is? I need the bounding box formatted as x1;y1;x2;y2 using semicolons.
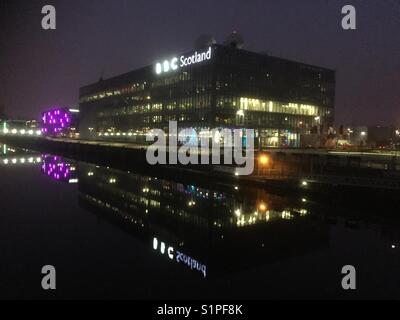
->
0;0;399;126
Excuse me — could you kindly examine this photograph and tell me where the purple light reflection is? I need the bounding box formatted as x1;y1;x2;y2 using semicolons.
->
41;155;74;182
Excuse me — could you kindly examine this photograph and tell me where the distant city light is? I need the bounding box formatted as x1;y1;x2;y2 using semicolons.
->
0;157;42;166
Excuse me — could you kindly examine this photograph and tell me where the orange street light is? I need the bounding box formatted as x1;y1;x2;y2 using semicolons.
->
258;202;267;212
259;154;270;166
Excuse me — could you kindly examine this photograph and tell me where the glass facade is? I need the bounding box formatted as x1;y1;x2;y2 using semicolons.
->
79;44;335;148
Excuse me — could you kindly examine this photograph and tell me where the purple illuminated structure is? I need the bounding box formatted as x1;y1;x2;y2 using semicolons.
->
41;155;75;182
41;108;73;136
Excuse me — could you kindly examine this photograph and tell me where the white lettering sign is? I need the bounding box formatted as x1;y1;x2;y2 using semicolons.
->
153;237;207;278
155;47;212;75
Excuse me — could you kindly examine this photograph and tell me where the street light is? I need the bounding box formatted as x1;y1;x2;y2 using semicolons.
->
257;153;270;176
259;154;270;166
258;202;267;212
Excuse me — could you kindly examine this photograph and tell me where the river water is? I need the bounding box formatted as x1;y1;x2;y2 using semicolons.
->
0;144;399;299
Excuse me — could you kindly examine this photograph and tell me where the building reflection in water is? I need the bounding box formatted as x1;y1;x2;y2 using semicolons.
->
41;155;78;183
3;149;398;281
0;144;42;165
76;161;329;279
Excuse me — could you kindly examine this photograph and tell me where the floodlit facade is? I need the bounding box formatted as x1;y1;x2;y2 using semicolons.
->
79;44;335;148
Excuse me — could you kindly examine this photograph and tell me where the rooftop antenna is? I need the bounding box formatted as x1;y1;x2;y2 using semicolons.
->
194;34;217;50
224;31;244;49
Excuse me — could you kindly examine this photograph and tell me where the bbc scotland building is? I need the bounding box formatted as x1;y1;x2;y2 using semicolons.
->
79;40;335;148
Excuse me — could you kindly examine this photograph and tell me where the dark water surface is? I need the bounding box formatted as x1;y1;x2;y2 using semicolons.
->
0;145;399;299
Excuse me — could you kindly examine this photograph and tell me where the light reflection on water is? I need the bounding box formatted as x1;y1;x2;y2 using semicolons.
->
76;160;324;278
0;144;399;299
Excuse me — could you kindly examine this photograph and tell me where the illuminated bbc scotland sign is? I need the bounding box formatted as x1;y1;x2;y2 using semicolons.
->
155;47;212;75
